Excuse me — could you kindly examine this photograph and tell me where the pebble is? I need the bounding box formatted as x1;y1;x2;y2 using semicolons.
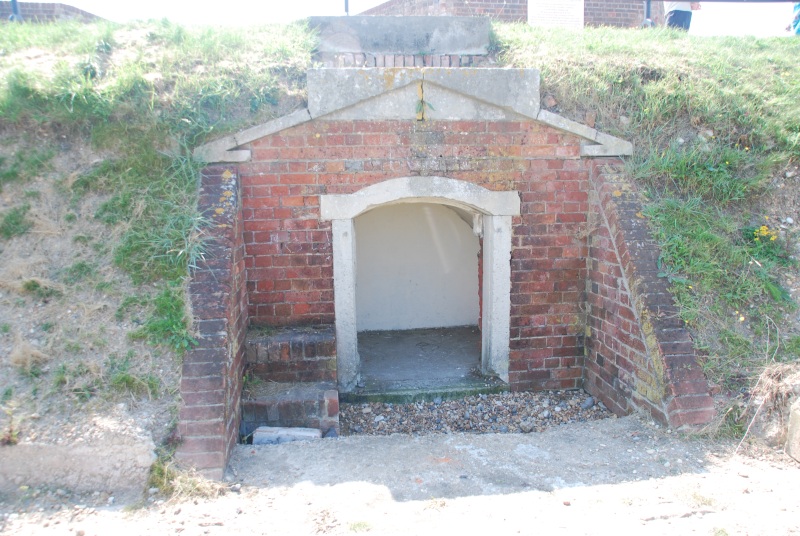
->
786;217;794;225
341;391;611;436
581;397;595;410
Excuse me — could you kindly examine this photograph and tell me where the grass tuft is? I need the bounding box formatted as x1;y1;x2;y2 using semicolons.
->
0;204;33;239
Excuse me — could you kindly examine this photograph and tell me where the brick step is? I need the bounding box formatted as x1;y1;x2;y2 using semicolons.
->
240;381;339;442
245;325;337;384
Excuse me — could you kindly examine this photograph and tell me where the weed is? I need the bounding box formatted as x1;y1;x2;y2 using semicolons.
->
73;234;91;245
129;285;196;352
147;445;227;500
40;322;55;332
0;149;54;192
115;294;151;322
64;340;82;353
0;323;10;334
742;222;794;267
62;260;95;284
10;333;50;378
1;406;19;446
22;279;61;300
1;388;12;404
106;353;160;398
64;212;77;223
0;204;33;239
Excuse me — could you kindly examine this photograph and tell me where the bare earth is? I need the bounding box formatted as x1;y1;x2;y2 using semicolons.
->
1;415;798;535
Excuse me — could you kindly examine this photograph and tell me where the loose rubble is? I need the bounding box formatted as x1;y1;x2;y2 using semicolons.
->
340;390;611;436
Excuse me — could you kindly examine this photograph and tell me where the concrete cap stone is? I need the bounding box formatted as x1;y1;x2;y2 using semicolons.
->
309;16;490;55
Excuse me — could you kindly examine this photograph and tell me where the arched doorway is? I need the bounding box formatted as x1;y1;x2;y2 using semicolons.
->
355;202;481;391
320;176;520;392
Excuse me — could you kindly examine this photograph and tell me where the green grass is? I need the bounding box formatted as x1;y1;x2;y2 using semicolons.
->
62;260;95;284
495;24;800;391
0;19;315;358
106;353;160;398
0;149;54;192
0;204;33;239
129;285;196;352
21;279;61;300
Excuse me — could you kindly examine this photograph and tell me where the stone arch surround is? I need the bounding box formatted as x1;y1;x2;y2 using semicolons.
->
320;176;521;391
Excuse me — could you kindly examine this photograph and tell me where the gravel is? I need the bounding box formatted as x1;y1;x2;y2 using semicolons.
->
340;389;612;436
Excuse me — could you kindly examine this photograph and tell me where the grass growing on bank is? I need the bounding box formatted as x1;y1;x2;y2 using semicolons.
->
1;18;799;443
495;24;800;391
0;19;315;355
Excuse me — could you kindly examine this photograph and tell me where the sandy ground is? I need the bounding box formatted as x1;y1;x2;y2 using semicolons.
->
1;415;798;535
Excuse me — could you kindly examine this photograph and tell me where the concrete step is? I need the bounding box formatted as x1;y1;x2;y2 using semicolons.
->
240;381;339;442
340;375;508;404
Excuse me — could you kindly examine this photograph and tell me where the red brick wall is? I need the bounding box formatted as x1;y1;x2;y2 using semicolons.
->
239;119;592;392
362;0;664;27
0;2;99;22
362;0;528;22
176;166;248;478
584;0;663;27
586;162;714;427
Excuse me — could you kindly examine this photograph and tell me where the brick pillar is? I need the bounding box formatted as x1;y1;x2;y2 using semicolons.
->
176;165;248;478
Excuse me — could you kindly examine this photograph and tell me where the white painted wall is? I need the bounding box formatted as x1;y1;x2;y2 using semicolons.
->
355;203;480;331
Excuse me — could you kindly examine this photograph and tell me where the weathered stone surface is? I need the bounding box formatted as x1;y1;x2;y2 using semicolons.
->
252;426;322;445
308;68;419;119
310;16;490;55
787;398;800;462
424;68;540;120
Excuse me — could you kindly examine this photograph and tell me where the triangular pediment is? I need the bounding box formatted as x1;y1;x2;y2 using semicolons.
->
193;68;632;163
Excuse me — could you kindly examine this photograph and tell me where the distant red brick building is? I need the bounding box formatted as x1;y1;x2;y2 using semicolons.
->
362;0;665;27
0;2;99;22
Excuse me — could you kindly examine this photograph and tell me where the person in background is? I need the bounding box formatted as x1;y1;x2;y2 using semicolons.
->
664;2;701;31
790;3;800;35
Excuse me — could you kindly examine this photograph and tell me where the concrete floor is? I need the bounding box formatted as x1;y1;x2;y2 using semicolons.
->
356;326;505;397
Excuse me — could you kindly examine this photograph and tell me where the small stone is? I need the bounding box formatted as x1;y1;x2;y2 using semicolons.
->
580;397;595;410
230;484;241;493
361;407;372;414
619;115;631;126
433;397;442;405
540;410;551;419
499;426;509;433
520;420;535;433
786;217;794;225
543;94;558;108
373;415;385;423
786;170;797;179
323;427;338;439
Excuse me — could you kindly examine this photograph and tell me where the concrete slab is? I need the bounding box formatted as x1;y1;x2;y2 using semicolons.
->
252;426;322;445
351;326;506;402
787;398;800;462
310;16;491;55
424;68;540;120
308;68;420;119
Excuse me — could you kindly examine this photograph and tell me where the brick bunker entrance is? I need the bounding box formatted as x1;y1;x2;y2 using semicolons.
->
175;18;715;478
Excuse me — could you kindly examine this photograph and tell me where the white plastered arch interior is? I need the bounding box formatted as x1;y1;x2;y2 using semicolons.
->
320;176;521;391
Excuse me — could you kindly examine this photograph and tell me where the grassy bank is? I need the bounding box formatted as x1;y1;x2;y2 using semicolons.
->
0;19;798;440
